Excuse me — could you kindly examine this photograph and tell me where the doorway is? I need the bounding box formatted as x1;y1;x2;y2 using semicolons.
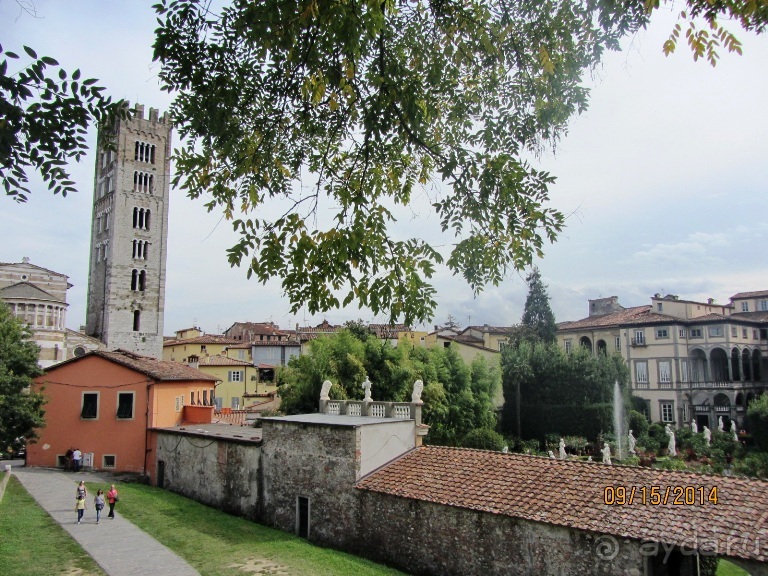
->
297;496;310;539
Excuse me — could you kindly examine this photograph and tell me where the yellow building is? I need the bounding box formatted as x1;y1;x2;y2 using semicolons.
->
557;293;768;428
162;331;240;363
196;355;266;410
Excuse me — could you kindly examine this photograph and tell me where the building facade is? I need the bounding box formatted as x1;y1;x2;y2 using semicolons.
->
85;103;172;358
557;293;768;427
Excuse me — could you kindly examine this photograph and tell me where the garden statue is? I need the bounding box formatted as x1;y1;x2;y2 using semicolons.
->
628;430;636;455
732;421;739;443
587;456;593;462
665;424;677;457
320;380;332;401
703;425;711;445
718;416;724;432
559;438;566;460
548;450;556;459
362;377;372;401
502;445;509;453
411;379;424;403
601;443;612;465
691;420;698;434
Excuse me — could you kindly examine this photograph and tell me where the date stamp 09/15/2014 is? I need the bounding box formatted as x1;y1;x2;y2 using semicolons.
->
603;485;719;506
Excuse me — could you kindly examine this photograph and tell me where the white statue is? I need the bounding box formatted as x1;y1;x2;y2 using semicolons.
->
628;430;636;455
703;425;711;445
718;416;724;432
362;377;372;401
411;379;424;403
665;424;677;457
732;421;739;443
502;445;509;454
320;380;332;401
587;456;593;462
548;450;556;459
691;420;698;434
601;443;612;465
558;438;567;460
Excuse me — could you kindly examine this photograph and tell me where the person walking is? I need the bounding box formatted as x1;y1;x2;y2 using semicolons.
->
76;480;87;500
107;484;118;519
94;489;105;524
75;494;86;524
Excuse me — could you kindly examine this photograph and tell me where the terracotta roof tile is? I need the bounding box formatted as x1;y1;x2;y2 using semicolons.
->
357;446;768;562
557;306;651;331
731;290;768;300
47;349;219;382
163;335;240;347
198;355;251;367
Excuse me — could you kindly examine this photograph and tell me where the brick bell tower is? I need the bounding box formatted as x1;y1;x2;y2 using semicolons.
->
85;103;172;358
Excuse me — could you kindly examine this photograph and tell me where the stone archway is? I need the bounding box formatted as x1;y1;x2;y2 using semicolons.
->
596;340;607;355
690;349;708;384
579;336;592;353
753;349;763;381
711;348;730;382
743;348;753;381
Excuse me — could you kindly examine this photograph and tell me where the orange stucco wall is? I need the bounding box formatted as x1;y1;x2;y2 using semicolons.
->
27;356;215;478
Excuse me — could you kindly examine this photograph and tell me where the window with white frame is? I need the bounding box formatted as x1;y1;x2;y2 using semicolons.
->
731;327;737;337
708;326;723;337
754;330;759;340
81;392;99;419
228;370;244;382
658;361;672;387
117;392;135;419
743;328;749;338
679;328;687;338
633;330;645;345
760;300;768;312
690;328;702;338
656;328;669;339
660;402;674;423
564;340;572;353
681;360;688;383
742;302;749;312
635;361;648;387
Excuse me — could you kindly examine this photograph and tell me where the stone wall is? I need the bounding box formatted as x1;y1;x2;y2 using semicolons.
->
155;430;261;519
350;492;645;576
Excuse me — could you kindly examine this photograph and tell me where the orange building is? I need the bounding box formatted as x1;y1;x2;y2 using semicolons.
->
27;349;219;481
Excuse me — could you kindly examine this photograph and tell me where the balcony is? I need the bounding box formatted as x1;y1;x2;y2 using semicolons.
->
630;337;647;347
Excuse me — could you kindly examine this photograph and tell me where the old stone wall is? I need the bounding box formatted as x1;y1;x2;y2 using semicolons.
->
351;492;646;576
259;420;361;547
155;430;261;519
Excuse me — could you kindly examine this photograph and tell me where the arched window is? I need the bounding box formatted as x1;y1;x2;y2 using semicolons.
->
139;270;146;291
131;269;139;291
145;209;151;230
133;310;141;332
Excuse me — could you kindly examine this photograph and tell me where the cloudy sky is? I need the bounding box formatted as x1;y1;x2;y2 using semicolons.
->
2;1;767;335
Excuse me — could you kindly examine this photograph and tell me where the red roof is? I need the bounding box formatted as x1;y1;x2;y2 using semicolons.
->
198;355;251;367
163;335;240;347
731;290;768;300
357;446;768;562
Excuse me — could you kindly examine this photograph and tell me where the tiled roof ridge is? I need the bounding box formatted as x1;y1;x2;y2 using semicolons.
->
0;261;68;277
163;335;240;346
79;349;219;381
731;290;768;299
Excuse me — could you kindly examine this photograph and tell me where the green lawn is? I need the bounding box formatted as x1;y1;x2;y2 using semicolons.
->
86;481;405;576
0;476;106;576
717;559;750;576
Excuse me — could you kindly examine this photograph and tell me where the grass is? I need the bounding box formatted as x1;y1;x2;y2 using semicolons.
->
716;559;750;576
86;481;405;576
0;476;106;576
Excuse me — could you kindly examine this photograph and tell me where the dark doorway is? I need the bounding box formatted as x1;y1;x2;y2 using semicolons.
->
157;460;165;489
297;496;309;538
648;548;698;575
696;414;710;431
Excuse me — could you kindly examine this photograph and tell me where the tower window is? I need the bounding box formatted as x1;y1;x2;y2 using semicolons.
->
133;310;141;331
135;141;157;164
139;270;146;291
133;171;153;194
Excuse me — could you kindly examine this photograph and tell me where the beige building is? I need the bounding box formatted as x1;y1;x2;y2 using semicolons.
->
0;258;103;367
557;293;768;428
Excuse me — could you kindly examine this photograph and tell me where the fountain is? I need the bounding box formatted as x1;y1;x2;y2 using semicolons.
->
613;380;624;460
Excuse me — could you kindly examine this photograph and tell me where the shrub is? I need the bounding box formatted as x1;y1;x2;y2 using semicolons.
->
747;394;768;450
627;410;649;438
654;458;688;471
733;452;768;479
519;439;541;455
461;428;506;451
563;435;589;455
646;423;668;454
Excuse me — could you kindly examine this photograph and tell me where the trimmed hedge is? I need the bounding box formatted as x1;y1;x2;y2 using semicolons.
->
519;403;613;441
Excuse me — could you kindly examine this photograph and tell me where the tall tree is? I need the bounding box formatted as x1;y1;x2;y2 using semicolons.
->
521;267;557;343
0;303;45;452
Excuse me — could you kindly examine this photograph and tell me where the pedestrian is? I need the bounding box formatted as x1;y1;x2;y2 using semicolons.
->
107;484;119;519
94;489;105;524
72;448;82;472
76;480;87;500
75;494;86;524
65;447;74;471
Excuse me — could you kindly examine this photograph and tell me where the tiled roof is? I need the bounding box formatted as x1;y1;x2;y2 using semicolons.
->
198;355;251;367
163;335;239;347
464;325;516;335
250;339;300;347
688;313;729;323
731;290;768;300
731;312;768;323
558;306;651;331
438;334;498;353
226;342;253;349
225;321;287;336
0;281;65;303
357;446;768;562
47;349;219;382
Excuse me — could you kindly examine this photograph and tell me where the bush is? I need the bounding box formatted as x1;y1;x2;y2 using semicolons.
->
563;436;589;455
519;439;541;455
461;428;506;451
646;423;668;455
654;458;688;471
733;452;768;479
627;410;649;438
747;394;768;450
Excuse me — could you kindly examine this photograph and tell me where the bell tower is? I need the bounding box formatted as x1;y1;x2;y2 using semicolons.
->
85;103;172;358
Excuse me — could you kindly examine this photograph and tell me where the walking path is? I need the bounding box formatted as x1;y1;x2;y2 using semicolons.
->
11;465;200;576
